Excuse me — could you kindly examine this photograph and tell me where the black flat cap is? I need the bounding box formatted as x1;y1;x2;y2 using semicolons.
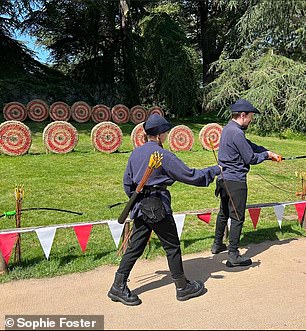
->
230;99;260;114
144;114;172;136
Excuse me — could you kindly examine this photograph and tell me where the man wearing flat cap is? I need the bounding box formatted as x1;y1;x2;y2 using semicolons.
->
211;99;281;267
108;114;221;305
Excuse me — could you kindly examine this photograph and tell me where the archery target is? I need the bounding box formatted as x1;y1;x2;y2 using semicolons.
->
3;102;27;121
131;122;146;148
148;106;164;117
130;105;147;124
71;101;91;123
91;122;122;153
43;121;78;154
111;104;130;124
168;125;194;152
0;121;31;156
49;101;71;121
91;104;111;123
26;99;49;122
199;123;223;150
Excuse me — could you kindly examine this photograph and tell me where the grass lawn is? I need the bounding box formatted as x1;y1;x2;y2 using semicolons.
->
0;115;305;283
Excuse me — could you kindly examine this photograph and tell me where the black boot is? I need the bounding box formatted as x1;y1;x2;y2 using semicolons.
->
211;242;227;254
108;272;141;306
173;275;205;301
226;251;252;267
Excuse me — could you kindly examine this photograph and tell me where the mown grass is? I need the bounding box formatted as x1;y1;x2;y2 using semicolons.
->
0;115;305;283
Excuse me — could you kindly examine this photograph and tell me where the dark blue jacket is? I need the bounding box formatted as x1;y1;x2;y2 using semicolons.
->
218;120;269;181
124;141;220;219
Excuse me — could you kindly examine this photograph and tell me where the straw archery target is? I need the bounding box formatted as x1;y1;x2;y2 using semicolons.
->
111;104;130;124
130;105;147;124
26;99;49;122
49;101;71;121
168;125;194;152
43;121;78;154
3;102;27;121
91;104;111;123
0;121;31;156
91;122;122;153
199;123;223;150
131;122;146;148
148;106;164;117
71;101;91;123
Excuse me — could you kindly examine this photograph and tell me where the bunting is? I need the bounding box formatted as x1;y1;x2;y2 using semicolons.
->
0;232;18;264
294;202;306;224
173;214;186;239
248;208;261;229
35;227;57;259
0;200;305;263
73;224;93;252
274;205;285;229
107;221;125;248
197;213;211;224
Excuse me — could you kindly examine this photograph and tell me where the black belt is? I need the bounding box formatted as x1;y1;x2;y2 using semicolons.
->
142;185;167;194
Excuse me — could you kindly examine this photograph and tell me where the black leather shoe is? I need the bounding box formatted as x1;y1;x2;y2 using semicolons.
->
211;243;227;254
108;272;141;306
226;252;252;267
174;276;205;301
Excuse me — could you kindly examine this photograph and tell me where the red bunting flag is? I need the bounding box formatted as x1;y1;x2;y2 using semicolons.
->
294;202;306;224
0;233;18;264
73;225;93;252
248;208;261;229
197;213;211;224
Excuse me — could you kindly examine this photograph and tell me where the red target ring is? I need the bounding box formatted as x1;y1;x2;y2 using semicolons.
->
43;121;78;154
91;122;122;153
148;106;164;117
3;102;27;121
49;101;71;121
168;125;194;152
130;105;147;124
111;104;130;124
0;121;31;156
91;104;111;123
27;99;49;122
71;101;91;123
131;122;146;148
199;123;223;150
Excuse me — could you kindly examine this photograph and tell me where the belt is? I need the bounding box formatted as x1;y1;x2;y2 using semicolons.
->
142;184;167;194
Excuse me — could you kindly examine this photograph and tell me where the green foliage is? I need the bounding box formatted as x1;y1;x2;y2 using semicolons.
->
204;49;306;135
139;11;199;117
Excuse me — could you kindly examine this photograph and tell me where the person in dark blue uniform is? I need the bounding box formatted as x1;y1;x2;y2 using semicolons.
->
108;114;221;305
211;99;281;267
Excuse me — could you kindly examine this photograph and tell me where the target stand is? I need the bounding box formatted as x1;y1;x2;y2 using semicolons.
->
168;125;194;152
91;122;123;153
199;123;223;150
0;121;31;156
43;121;78;154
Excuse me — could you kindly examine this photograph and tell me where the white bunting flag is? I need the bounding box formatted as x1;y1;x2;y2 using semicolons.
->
35;227;57;259
107;220;125;248
174;214;186;240
274;205;285;229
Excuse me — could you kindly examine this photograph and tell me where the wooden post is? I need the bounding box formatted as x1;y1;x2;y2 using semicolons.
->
0;251;8;274
14;185;23;265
